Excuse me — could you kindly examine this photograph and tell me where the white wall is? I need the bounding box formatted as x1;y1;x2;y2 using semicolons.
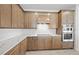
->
74;5;79;51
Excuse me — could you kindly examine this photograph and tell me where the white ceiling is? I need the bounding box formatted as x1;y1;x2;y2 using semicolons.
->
20;4;76;12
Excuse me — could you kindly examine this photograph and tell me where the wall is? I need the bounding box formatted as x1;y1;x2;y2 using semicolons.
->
74;5;79;51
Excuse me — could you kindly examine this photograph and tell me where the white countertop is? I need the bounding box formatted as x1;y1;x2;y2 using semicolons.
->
0;34;61;55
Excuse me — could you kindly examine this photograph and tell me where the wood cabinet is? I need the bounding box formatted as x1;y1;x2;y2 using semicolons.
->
5;44;20;55
0;4;12;27
27;37;38;50
56;11;62;34
44;36;52;49
24;12;37;29
32;37;38;50
12;5;24;28
49;13;58;28
20;38;27;55
37;13;58;29
38;36;45;50
5;38;27;55
27;37;33;50
57;10;74;34
62;10;74;24
62;42;74;49
52;36;62;49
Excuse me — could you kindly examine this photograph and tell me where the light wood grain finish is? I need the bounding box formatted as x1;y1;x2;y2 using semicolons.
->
56;11;62;34
38;36;45;50
49;13;58;28
24;12;33;29
0;4;12;27
52;36;62;49
12;5;24;28
62;42;74;49
62;10;74;24
27;37;33;50
20;39;26;55
32;37;38;50
5;44;20;55
44;36;52;49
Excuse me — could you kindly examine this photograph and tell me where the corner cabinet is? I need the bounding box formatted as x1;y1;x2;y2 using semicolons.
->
5;38;27;55
0;4;12;27
12;5;24;28
5;44;20;55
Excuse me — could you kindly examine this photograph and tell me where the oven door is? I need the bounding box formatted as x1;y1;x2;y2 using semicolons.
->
63;33;73;41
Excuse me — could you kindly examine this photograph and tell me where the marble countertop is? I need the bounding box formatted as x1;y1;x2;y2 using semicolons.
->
0;34;61;55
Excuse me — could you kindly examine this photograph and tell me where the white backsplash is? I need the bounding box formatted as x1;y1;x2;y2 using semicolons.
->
0;29;56;41
0;29;23;41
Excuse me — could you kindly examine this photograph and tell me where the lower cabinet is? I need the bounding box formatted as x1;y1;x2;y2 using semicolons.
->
5;44;20;55
27;37;33;50
5;38;27;55
27;36;52;50
4;35;74;55
38;36;45;50
52;36;62;49
32;37;38;50
62;42;74;49
20;38;27;55
27;37;38;51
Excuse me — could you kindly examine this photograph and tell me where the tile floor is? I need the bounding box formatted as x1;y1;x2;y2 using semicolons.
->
26;49;79;55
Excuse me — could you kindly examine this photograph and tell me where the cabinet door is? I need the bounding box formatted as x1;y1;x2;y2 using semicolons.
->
10;44;20;55
20;39;26;55
56;11;62;34
38;36;45;50
12;5;18;28
44;36;52;49
62;11;74;24
52;36;62;49
27;37;38;51
24;12;38;29
49;13;58;28
0;4;11;27
27;37;33;50
62;42;73;49
5;44;20;55
12;5;24;28
24;12;34;29
32;37;38;50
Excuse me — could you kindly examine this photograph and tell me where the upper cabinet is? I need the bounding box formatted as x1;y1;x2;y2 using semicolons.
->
0;4;24;28
37;13;58;29
24;12;58;29
62;10;74;24
37;13;50;24
49;13;58;28
24;12;37;29
0;4;12;27
12;5;24;28
57;10;75;34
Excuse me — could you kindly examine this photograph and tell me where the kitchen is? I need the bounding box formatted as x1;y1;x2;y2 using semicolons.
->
0;4;79;55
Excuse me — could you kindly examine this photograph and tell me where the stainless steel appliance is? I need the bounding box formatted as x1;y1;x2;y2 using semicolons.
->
62;24;73;42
